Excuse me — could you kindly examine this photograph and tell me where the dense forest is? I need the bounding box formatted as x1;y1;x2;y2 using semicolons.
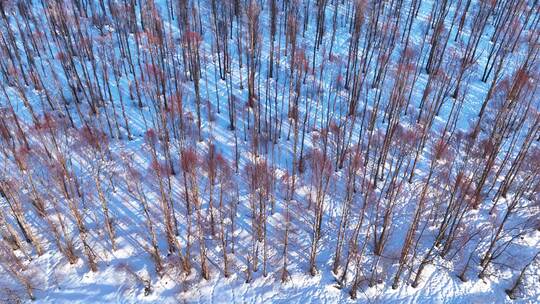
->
0;0;539;302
